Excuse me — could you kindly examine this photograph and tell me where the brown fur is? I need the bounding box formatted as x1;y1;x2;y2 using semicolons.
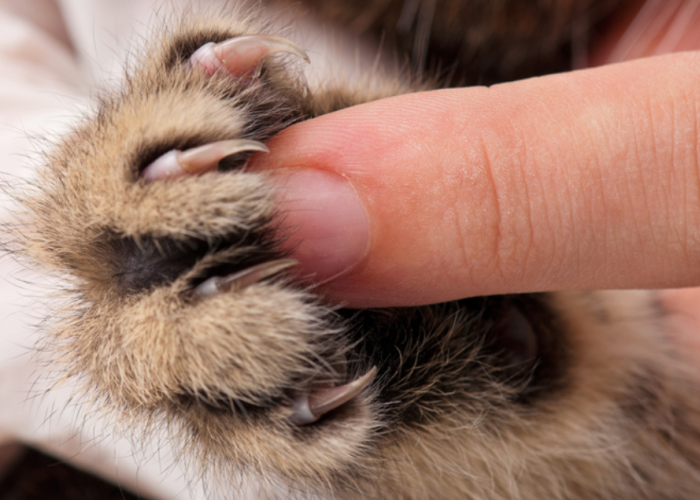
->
15;2;700;499
297;0;630;82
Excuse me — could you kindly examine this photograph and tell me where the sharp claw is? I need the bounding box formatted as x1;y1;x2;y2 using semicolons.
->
177;140;269;173
141;140;269;183
194;259;298;298
190;35;310;76
291;367;378;425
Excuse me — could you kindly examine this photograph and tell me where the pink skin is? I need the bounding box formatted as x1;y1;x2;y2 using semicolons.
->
258;54;700;307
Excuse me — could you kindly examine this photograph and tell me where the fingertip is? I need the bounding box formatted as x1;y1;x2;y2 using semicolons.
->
272;168;370;284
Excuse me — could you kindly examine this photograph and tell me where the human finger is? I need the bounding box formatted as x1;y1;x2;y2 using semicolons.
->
255;51;700;307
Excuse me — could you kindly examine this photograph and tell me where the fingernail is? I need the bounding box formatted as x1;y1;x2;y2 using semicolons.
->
274;169;369;283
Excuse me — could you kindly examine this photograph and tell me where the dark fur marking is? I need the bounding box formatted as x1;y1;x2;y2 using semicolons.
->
618;368;669;427
341;294;569;427
509;295;570;403
302;0;630;86
107;229;282;296
236;76;310;138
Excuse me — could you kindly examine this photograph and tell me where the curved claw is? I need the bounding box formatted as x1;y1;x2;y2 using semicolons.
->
141;140;269;183
190;35;310;77
291;367;378;425
194;259;298;298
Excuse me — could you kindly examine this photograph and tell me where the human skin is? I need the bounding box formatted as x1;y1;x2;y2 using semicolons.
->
257;52;700;305
252;1;700;358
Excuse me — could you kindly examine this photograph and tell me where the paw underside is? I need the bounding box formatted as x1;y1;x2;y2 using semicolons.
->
26;22;567;492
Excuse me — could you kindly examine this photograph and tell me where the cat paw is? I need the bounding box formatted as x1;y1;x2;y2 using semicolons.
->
21;18;379;487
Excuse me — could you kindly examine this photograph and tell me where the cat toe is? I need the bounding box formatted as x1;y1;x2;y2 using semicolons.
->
189;35;310;77
141;139;268;182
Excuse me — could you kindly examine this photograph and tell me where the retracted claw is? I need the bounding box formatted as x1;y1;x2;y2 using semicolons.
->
194;259;298;298
290;367;378;425
141;139;269;183
190;35;310;77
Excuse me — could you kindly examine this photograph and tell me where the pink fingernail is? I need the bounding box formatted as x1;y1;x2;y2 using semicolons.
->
274;169;369;283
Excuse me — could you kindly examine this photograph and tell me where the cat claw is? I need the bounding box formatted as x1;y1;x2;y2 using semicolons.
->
142;139;269;183
190;35;310;77
194;259;297;298
290;367;378;425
